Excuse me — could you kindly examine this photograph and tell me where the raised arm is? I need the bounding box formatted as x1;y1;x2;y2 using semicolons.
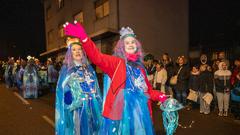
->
82;39;122;78
63;21;121;78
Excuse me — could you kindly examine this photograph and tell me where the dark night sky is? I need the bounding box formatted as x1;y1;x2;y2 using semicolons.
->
0;0;45;60
0;0;240;60
190;0;240;47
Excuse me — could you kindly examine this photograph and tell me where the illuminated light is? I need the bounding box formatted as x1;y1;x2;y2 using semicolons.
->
112;128;116;132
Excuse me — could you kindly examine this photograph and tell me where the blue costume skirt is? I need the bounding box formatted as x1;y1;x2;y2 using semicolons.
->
23;82;38;98
100;89;155;135
64;95;102;135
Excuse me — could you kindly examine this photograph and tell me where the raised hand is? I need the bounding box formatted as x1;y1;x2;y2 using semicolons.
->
158;93;168;103
63;21;88;41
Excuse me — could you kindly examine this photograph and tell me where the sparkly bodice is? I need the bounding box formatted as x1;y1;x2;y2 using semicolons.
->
125;64;148;93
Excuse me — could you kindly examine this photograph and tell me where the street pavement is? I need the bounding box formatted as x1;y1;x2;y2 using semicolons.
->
153;101;240;135
0;83;54;135
0;82;240;135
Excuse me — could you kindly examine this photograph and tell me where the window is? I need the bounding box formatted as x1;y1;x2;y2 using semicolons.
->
58;25;64;38
48;30;54;46
74;11;84;24
103;1;109;16
95;0;109;20
57;0;64;9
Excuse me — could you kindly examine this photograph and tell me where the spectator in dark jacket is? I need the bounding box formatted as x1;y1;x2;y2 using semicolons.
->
214;61;232;116
187;65;200;110
174;56;189;105
199;64;214;114
144;56;156;85
161;53;175;97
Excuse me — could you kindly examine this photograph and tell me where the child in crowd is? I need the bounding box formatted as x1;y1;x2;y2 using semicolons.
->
199;64;214;114
187;65;200;111
153;62;167;93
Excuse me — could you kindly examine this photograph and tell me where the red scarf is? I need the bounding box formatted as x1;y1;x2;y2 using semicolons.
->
125;52;140;62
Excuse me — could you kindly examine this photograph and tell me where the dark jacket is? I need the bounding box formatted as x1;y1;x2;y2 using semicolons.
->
146;64;156;76
189;71;200;92
174;64;189;91
214;69;231;93
199;71;214;93
165;62;175;86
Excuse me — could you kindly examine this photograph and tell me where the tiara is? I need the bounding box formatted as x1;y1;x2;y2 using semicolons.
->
27;55;34;61
66;37;81;47
119;27;136;39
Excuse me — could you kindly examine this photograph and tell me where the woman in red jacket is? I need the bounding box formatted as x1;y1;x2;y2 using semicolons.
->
63;21;167;135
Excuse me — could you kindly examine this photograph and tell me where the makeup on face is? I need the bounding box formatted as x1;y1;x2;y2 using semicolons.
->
124;36;137;54
71;44;83;63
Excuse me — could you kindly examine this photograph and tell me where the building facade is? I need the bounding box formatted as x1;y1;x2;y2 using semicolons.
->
41;0;189;63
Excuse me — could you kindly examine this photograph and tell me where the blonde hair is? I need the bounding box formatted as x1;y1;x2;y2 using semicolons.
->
177;55;187;64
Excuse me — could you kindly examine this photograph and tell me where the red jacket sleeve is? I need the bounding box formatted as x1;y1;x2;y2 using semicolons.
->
141;68;166;102
82;38;121;78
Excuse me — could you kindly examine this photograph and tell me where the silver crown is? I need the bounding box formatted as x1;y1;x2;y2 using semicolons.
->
27;55;34;61
119;27;136;39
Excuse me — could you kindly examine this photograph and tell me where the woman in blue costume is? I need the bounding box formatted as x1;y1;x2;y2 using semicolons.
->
55;38;102;135
4;61;10;88
4;58;14;88
23;56;39;98
63;22;167;135
16;59;27;91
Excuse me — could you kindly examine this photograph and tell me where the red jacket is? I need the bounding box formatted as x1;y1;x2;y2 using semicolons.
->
230;67;240;85
82;38;163;120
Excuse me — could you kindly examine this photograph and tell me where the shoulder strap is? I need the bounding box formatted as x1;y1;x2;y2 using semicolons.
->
177;67;183;75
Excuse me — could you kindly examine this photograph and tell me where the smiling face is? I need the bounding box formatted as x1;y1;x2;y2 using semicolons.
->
178;57;184;65
71;44;83;63
124;36;137;54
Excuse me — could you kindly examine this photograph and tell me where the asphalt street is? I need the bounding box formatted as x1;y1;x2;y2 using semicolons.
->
0;82;240;135
0;83;54;135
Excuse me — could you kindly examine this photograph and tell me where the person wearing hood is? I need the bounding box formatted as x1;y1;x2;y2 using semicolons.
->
214;61;232;116
63;21;167;135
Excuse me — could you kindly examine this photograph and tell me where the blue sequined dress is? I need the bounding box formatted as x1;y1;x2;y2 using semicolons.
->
100;64;155;135
55;65;102;135
23;65;38;98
